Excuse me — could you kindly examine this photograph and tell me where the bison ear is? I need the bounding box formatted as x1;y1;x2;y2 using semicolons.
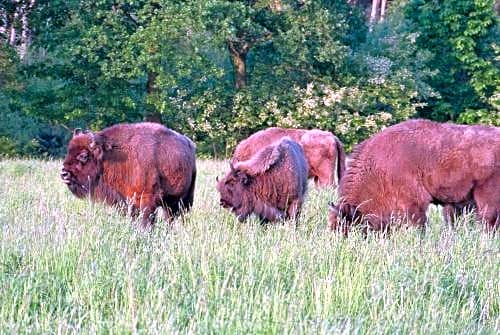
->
90;145;104;160
328;202;339;214
103;141;114;151
237;170;251;186
73;128;83;137
88;133;105;160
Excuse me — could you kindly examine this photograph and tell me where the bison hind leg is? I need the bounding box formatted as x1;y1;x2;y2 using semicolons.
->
161;196;181;224
473;175;500;232
443;202;475;228
286;199;303;227
162;170;196;224
314;161;335;187
161;195;192;224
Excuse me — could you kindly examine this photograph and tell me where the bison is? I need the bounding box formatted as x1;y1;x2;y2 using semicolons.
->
217;137;308;223
61;122;196;229
329;119;499;234
233;127;345;187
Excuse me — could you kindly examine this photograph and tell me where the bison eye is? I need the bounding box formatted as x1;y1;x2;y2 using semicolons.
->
77;152;89;164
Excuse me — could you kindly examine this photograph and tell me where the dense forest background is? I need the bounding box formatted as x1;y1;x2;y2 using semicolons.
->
0;0;498;157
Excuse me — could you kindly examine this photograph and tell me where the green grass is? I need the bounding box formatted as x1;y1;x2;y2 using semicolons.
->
0;159;498;334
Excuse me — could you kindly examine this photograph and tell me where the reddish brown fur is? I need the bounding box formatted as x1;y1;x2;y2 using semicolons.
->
61;122;196;229
329;119;500;234
217;138;308;223
233;127;345;187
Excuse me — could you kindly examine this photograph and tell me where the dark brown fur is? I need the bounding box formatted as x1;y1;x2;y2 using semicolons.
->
329;119;500;234
233;127;345;187
61;122;196;229
217;138;308;223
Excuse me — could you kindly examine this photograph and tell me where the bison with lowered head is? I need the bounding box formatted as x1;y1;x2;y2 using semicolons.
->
61;122;196;229
233;127;345;187
329;119;499;234
217;137;308;223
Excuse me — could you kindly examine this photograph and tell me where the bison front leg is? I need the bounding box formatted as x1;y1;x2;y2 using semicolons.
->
253;199;285;223
131;193;158;231
443;204;458;227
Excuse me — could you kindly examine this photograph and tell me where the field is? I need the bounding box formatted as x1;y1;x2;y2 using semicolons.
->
0;159;498;334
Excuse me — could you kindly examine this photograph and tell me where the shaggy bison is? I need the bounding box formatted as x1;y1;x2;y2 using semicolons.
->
61;122;196;229
329;119;499;234
217;137;308;223
233;127;345;187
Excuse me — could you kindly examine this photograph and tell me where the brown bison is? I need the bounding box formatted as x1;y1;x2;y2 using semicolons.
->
61;122;196;229
329;119;499;234
217;137;308;223
233;127;345;187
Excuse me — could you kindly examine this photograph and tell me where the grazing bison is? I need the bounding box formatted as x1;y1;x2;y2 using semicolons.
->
217;137;308;223
329;119;499;234
233;127;345;187
61;122;196;229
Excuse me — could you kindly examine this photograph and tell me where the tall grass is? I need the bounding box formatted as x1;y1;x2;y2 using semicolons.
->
0;159;498;334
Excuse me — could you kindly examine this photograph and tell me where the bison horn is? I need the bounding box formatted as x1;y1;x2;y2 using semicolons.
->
73;128;83;137
88;132;97;148
215;176;219;182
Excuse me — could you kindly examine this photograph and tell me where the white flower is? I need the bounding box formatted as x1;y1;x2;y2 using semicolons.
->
306;82;315;95
379;112;392;122
303;98;317;109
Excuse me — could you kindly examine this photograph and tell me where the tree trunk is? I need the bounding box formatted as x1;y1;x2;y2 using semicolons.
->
380;0;387;22
227;39;251;90
19;0;35;60
0;9;7;37
144;71;162;123
369;0;380;31
8;9;18;46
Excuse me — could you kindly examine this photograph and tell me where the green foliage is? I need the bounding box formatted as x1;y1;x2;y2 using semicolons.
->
0;44;68;157
1;0;498;157
193;0;407;152
0;136;17;156
0;45;20;91
405;0;499;123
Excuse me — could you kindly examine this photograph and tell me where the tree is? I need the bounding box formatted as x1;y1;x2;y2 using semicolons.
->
405;0;499;124
0;0;37;60
22;0;213;127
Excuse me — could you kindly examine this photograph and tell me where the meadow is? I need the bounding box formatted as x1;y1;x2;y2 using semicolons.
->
0;159;498;334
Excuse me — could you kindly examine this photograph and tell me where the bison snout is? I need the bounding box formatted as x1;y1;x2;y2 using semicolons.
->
220;199;231;209
60;169;71;183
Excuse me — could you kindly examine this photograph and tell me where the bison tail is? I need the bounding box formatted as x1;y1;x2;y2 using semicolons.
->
335;138;346;185
183;169;196;211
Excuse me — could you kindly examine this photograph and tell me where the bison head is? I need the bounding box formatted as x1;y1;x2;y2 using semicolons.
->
216;163;252;221
328;201;356;236
61;129;112;198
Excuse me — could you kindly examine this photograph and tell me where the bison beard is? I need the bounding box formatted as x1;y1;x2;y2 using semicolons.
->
233;127;345;187
217;138;308;223
61;123;196;230
329;119;500;235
